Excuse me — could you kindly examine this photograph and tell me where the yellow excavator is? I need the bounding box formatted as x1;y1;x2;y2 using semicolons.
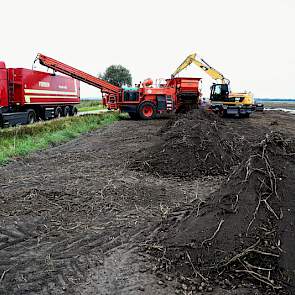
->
172;53;255;117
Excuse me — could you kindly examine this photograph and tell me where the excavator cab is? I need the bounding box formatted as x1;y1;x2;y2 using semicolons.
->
210;83;229;102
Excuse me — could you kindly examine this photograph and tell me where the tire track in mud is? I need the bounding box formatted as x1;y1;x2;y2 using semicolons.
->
0;196;147;294
0;187;184;294
0;119;216;294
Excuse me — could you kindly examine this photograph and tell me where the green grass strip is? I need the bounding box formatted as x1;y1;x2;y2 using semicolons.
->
77;100;104;111
0;112;120;164
78;105;104;112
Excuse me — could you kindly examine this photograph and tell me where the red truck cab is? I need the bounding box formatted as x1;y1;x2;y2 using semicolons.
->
0;61;8;108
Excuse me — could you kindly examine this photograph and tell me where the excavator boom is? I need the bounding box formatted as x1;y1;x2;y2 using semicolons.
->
36;54;121;95
172;53;228;84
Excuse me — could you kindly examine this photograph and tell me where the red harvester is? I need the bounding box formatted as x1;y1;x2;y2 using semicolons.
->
36;54;202;120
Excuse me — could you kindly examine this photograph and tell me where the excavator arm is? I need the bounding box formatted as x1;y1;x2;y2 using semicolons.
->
172;53;229;84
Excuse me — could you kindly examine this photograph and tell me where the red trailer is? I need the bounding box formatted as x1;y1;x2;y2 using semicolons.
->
0;61;80;127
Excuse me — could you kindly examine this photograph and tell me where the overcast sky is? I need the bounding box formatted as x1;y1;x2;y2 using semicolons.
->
1;0;294;98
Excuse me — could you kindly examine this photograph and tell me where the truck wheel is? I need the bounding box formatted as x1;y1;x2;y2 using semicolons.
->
0;115;3;128
64;106;70;117
27;109;36;124
138;102;156;120
55;107;62;118
70;106;78;116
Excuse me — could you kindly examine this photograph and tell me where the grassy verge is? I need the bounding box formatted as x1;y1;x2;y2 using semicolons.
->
77;100;104;112
0;112;120;163
78;105;105;112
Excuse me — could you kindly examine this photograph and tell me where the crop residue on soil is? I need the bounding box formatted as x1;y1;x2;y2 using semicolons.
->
137;110;295;294
131;110;260;178
0;110;294;294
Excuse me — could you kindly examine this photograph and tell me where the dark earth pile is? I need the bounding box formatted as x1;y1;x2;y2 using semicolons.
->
145;132;295;294
131;110;258;179
0;111;294;294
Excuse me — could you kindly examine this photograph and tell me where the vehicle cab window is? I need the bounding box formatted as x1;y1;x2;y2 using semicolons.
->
124;90;139;101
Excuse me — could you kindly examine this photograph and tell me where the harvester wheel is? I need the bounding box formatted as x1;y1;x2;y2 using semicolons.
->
64;106;70;117
27;109;36;124
128;112;139;120
138;102;156;120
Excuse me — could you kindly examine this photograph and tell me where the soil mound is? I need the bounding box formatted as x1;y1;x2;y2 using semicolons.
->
146;133;295;294
131;110;255;179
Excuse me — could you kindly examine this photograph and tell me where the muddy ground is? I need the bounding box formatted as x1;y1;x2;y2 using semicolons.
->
0;111;294;295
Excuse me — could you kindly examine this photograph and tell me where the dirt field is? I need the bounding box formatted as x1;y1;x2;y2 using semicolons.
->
0;110;294;295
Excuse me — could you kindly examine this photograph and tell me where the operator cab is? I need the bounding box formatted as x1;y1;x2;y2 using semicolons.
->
123;87;139;102
210;83;229;102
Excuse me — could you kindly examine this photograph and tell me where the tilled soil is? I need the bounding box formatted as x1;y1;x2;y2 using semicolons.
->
0;117;220;295
131;111;295;295
0;111;294;295
130;111;262;178
146;133;295;294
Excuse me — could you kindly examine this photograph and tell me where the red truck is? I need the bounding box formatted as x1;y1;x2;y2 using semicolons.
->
0;60;80;127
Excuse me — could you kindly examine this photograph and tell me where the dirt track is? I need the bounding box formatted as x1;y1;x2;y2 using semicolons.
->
0;111;294;295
